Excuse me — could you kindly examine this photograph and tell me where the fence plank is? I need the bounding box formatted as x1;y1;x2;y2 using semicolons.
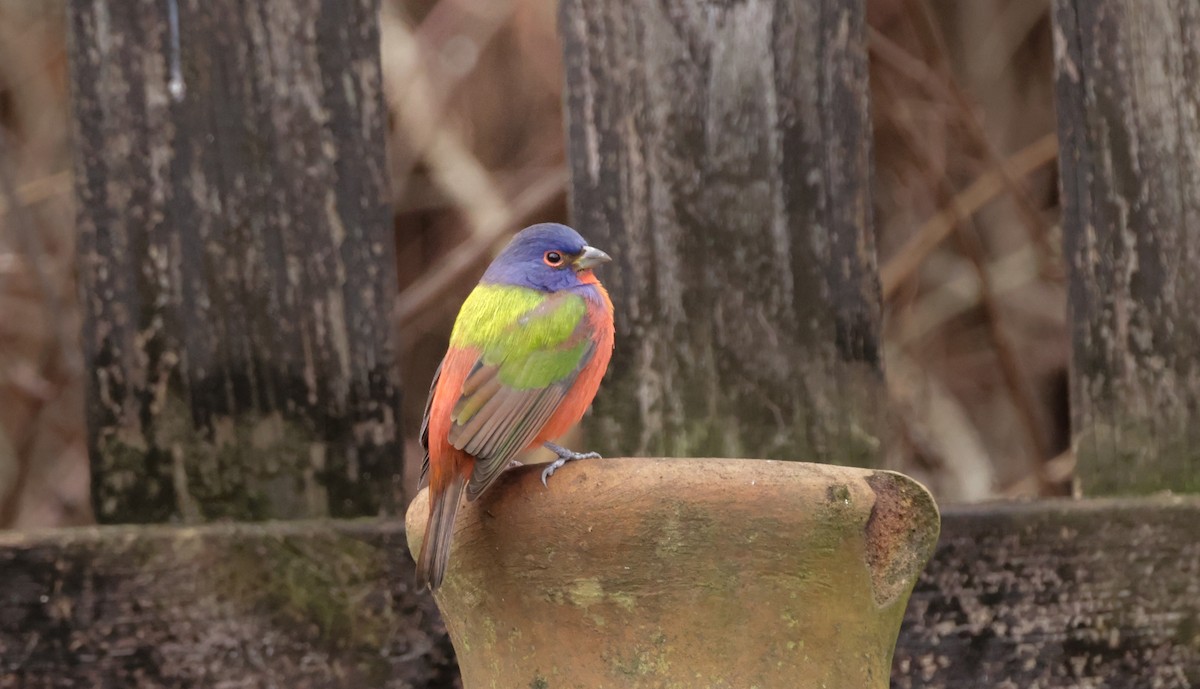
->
68;0;403;522
0;520;457;689
1053;1;1200;493
3;495;1197;688
560;0;886;464
893;496;1200;689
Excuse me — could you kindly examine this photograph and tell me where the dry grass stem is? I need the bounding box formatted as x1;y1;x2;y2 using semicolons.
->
880;133;1059;299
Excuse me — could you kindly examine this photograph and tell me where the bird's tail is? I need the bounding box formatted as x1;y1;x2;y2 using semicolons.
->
415;472;467;591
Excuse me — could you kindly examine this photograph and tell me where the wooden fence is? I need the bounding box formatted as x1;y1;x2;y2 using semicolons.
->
1;0;1198;687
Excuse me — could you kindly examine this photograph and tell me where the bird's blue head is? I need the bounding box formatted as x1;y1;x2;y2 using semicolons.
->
481;223;612;293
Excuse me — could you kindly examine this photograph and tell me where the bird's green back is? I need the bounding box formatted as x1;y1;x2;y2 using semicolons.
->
449;284;590;390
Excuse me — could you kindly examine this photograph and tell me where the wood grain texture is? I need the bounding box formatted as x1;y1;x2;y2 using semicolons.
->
894;496;1200;689
560;0;886;464
4;493;1197;687
68;0;403;522
1052;1;1200;494
0;521;458;689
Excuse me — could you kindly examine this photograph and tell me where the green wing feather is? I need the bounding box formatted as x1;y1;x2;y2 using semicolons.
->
437;285;596;499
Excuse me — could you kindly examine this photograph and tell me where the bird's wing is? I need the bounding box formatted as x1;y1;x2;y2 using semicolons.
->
448;290;597;500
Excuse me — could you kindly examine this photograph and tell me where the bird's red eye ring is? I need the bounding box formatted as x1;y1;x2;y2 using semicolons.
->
543;251;564;267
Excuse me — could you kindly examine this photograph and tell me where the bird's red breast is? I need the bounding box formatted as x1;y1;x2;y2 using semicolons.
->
532;278;613;445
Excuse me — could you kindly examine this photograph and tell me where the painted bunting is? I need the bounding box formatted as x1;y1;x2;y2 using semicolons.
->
415;223;615;590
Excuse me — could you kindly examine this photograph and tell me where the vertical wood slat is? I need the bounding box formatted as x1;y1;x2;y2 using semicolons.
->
560;0;886;465
1053;1;1200;494
69;0;403;522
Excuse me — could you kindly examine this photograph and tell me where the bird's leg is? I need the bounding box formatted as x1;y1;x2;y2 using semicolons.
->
540;441;602;486
507;459;524;469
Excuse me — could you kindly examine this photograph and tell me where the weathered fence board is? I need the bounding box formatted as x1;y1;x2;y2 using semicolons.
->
3;495;1197;688
1053;1;1200;494
68;0;403;522
894;496;1200;689
0;520;457;689
561;0;886;464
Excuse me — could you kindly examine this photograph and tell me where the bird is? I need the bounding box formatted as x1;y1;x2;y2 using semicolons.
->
414;223;615;591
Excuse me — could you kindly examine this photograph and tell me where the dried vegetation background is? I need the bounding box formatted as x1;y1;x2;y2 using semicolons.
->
0;0;1067;529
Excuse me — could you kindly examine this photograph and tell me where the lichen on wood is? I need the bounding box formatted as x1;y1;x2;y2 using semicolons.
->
67;0;403;521
560;0;887;464
1052;0;1200;494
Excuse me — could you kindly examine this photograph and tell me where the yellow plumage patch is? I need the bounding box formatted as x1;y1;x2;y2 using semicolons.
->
448;284;589;389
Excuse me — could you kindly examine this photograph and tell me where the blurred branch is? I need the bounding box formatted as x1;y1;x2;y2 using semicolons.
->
868;25;950;101
975;0;1052;82
880;132;1058;299
392;165;567;330
414;0;515;57
0;131;74;372
870;18;1058;266
1000;449;1076;498
886;111;1057;491
0;131;67;527
382;2;567;333
896;243;1045;345
887;343;996;501
380;0;515;198
0;170;70;216
948;204;1053;467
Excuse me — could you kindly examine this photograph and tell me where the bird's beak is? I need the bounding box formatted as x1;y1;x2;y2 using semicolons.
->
573;245;612;270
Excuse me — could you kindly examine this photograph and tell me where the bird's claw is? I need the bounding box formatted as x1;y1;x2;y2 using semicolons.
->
540;442;602;487
540;460;564;487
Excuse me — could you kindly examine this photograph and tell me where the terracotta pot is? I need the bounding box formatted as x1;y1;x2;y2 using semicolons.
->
406;458;939;689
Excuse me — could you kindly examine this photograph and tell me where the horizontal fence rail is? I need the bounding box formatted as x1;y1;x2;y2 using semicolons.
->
2;496;1197;688
894;496;1200;689
0;520;456;688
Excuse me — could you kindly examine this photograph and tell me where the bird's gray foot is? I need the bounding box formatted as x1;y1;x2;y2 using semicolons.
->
541;442;602;487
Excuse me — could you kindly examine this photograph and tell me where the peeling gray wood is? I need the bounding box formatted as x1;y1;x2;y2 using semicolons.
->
68;0;403;522
0;521;458;689
560;0;886;464
2;498;1198;687
1052;1;1200;494
894;497;1200;689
